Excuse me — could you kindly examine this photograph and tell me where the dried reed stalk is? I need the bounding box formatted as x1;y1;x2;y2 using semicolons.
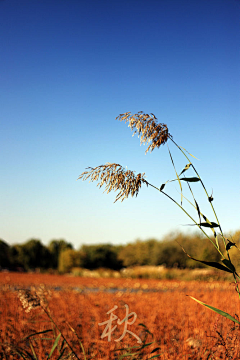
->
116;111;172;153
78;163;146;202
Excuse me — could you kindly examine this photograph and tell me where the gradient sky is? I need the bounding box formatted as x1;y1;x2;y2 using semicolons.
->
1;0;240;248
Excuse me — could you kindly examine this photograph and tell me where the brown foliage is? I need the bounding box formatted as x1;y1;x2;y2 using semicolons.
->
0;273;240;359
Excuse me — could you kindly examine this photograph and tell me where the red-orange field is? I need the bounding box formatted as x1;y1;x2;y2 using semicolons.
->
1;273;240;359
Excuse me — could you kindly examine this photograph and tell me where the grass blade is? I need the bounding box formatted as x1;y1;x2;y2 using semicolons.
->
22;329;52;341
221;259;236;273
178;145;199;159
10;348;32;360
179;177;200;182
150;347;161;354
187;221;219;228
194;199;201;225
65;321;87;360
47;333;61;359
29;340;37;360
118;352;139;359
179;163;192;176
178;243;233;273
188;296;240;325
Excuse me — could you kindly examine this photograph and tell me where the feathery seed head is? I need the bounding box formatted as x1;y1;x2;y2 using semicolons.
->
18;289;41;313
116;111;172;153
78;163;146;202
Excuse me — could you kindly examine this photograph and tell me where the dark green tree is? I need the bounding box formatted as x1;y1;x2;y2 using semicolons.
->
48;239;73;269
0;239;11;269
80;244;123;270
118;239;158;267
58;249;81;273
10;239;51;270
9;244;26;269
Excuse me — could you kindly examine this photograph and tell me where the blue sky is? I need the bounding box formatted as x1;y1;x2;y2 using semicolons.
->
1;0;240;248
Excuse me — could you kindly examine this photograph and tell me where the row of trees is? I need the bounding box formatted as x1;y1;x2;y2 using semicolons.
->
0;239;72;272
1;230;240;273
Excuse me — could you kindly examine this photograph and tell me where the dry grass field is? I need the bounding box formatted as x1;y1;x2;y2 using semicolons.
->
1;273;240;359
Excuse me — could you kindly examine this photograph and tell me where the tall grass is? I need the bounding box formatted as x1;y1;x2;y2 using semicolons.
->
1;274;240;359
2;111;239;359
79;112;240;338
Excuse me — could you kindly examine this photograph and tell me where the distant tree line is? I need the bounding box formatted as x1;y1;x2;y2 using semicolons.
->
1;230;240;273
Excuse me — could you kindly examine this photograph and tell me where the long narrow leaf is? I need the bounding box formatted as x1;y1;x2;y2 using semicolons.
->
160;180;169;191
59;338;66;353
47;333;61;359
180;177;200;182
195;200;201;224
179;163;192;176
56;347;67;360
190;259;232;273
202;214;219;247
139;341;154;349
11;349;29;360
175;191;220;250
188;296;240;325
187;222;220;228
183;176;201;225
178;145;199;159
118;352;139;359
61;351;73;360
65;321;87;360
178;243;233;273
160;183;165;191
222;259;236;273
201;221;219;228
13;346;37;360
112;345;139;352
22;329;52;341
29;341;37;360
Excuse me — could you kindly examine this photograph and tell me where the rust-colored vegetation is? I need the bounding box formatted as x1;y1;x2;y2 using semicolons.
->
1;273;240;359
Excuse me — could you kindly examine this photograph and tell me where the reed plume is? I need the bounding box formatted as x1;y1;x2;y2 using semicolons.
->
78;163;146;202
18;289;41;313
116;111;172;153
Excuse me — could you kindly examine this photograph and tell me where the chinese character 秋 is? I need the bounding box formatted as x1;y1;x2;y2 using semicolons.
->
98;304;142;344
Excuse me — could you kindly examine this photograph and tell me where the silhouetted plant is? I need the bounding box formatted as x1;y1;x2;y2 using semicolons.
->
79;111;240;327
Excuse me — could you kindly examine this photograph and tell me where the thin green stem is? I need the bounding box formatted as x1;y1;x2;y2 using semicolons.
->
169;138;225;240
168;136;236;270
168;138;239;282
42;307;81;360
232;272;240;298
144;180;224;257
66;322;87;360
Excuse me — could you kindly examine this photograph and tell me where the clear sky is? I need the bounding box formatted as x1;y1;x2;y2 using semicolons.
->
1;0;240;248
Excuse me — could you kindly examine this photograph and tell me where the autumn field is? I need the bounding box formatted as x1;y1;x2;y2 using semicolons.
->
1;273;240;359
